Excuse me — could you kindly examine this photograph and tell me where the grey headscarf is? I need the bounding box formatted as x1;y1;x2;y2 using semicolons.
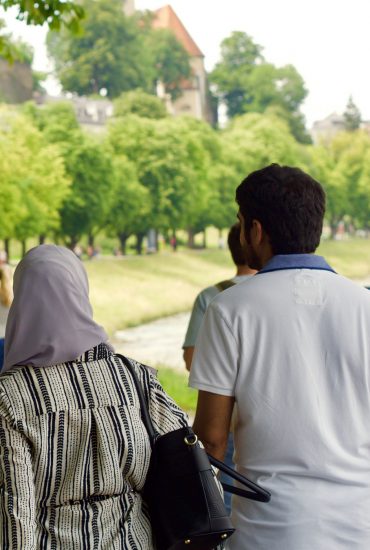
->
3;245;109;372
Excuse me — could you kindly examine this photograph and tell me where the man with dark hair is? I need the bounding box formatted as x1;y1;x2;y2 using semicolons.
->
182;222;256;372
190;164;370;549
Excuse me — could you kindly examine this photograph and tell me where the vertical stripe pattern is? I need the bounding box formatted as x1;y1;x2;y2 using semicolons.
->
0;344;188;549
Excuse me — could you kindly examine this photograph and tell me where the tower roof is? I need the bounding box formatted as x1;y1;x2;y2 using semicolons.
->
152;5;204;57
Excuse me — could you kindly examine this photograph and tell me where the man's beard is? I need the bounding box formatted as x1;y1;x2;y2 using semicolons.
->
243;236;263;271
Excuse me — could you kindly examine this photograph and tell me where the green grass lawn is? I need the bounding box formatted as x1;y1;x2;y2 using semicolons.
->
86;249;234;335
86;238;370;336
318;239;370;280
157;368;197;416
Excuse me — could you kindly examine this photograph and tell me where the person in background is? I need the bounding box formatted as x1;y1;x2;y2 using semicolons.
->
190;164;370;549
0;245;187;548
183;222;256;372
183;223;256;514
0;251;12;369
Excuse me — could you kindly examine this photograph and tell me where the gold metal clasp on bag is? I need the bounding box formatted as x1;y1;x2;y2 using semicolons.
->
184;434;198;446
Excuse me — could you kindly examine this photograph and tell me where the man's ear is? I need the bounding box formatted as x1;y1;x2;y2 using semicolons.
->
251;219;263;246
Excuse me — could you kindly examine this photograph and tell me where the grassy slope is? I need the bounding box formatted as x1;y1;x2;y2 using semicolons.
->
86;239;370;414
86;249;234;334
87;239;370;335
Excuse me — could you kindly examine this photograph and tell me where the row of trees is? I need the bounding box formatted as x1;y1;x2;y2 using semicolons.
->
1;92;370;257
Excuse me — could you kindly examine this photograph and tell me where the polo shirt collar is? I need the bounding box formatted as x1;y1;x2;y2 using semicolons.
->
258;254;336;274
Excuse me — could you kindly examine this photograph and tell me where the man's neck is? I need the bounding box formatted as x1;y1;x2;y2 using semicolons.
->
236;265;257;276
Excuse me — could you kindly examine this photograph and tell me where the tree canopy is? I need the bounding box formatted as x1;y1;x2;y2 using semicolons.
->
0;0;83;60
113;89;167;119
210;31;310;143
46;0;190;99
343;96;362;132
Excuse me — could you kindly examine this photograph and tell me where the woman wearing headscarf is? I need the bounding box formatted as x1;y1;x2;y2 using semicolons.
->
0;245;187;549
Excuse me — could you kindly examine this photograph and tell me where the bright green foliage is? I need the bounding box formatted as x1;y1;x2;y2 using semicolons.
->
222;112;306;174
23;101;80;147
59;138;115;246
343;96;362;132
25;101;113;246
210;31;310;143
0;0;83;29
109;115;198;232
309;130;370;233
0;1;84;60
105;155;150;252
0;107;70;243
113;89;167;119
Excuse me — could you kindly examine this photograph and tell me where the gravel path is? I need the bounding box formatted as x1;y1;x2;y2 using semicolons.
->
112;279;370;371
113;312;190;371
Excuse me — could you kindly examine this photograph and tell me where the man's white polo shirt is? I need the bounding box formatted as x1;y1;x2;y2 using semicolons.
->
189;254;370;550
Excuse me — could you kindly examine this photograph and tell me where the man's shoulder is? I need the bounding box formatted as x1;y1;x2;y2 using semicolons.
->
196;284;220;305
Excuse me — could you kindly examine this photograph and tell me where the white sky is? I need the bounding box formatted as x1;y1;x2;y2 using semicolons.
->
2;0;370;126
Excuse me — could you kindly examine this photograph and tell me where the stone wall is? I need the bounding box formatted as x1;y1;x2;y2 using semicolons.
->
0;59;33;104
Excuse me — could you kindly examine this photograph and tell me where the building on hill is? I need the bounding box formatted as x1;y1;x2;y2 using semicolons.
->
311;112;370;143
152;5;213;123
311;113;346;143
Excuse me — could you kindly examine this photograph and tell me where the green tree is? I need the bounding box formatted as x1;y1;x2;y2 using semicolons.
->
144;27;191;100
25;101;114;247
47;0;190;100
113;89;167;119
105;155;150;254
343;96;362;132
309;129;370;235
211;31;310;143
108;115;204;239
0;107;70;254
0;0;84;60
47;0;152;97
59;138;115;248
223;112;306;175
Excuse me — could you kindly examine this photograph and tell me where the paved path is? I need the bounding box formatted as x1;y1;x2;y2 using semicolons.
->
113;312;190;371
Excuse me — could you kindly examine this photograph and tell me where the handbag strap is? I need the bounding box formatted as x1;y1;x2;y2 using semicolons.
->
116;354;271;503
115;353;157;448
208;455;271;503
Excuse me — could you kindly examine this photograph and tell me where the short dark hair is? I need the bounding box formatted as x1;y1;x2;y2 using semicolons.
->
227;222;247;266
236;164;326;254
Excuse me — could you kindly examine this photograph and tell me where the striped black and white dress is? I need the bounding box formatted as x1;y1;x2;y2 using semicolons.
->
0;344;188;549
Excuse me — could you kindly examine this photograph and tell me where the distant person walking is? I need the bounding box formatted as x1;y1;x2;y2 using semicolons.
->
183;223;256;371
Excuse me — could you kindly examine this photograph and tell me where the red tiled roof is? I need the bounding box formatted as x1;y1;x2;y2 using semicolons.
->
152;5;204;58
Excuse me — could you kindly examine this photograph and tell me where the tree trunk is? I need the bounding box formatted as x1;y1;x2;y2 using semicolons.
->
187;228;195;248
4;239;10;261
21;240;26;258
202;228;207;249
136;232;145;255
39;234;46;245
88;233;95;247
118;232;129;255
329;221;337;239
69;238;78;250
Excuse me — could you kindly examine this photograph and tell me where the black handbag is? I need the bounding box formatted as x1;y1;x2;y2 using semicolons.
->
117;354;270;550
